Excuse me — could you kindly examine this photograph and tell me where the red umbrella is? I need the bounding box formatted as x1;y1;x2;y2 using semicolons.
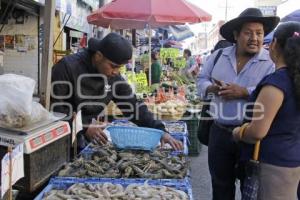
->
87;0;212;29
87;0;211;84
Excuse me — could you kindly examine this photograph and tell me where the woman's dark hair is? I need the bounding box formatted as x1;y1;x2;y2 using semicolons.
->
184;49;191;57
273;21;300;108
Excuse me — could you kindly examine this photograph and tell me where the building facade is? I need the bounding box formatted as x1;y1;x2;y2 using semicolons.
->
0;0;98;94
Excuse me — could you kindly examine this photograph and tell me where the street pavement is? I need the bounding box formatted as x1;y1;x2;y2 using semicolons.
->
189;145;241;200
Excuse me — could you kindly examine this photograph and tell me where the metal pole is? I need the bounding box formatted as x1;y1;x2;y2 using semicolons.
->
53;14;71;47
132;29;136;73
132;48;135;73
204;23;207;49
225;0;228;22
148;25;152;86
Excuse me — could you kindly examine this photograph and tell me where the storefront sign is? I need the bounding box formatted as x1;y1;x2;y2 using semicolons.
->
259;6;277;16
31;0;72;14
81;0;99;10
70;30;83;38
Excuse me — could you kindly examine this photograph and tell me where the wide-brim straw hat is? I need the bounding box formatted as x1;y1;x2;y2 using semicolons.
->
220;8;280;43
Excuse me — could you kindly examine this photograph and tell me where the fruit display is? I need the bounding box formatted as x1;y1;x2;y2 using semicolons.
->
170;72;191;86
146;99;187;121
160;48;180;64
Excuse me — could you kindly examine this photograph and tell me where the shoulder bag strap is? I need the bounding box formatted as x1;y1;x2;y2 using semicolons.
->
253;141;261;161
213;49;223;67
205;49;223;98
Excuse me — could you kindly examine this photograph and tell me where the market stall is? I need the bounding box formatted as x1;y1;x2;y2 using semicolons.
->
0;0;209;198
87;0;211;85
34;120;193;199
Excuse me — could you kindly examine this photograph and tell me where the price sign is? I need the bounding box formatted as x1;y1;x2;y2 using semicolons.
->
1;144;24;198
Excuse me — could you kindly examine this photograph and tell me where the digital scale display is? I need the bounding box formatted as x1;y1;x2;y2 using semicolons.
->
33;137;43;146
44;132;53;141
29;123;69;150
56;127;65;135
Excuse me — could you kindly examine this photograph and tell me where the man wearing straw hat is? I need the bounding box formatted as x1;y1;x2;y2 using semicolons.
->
197;8;279;199
51;32;183;151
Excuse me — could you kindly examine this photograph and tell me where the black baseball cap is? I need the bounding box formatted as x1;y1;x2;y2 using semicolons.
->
88;32;132;65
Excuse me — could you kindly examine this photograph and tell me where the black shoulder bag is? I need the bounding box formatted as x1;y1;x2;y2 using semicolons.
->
197;49;223;145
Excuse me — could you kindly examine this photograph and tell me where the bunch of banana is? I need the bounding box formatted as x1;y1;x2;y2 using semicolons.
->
160;48;180;64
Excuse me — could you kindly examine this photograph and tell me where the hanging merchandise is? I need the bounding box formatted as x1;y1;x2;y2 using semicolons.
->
168;25;194;41
15;34;26;52
4;35;14;49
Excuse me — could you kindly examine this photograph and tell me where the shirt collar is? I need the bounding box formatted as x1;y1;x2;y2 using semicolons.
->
223;45;270;62
254;48;270;61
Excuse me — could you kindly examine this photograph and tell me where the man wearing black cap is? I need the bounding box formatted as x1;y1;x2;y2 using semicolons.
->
51;32;182;151
197;8;279;200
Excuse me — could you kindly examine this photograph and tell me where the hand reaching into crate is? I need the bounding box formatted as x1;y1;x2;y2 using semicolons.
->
161;133;183;151
86;117;109;145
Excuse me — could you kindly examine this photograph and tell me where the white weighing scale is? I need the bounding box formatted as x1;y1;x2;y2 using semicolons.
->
0;115;70;154
0;114;71;195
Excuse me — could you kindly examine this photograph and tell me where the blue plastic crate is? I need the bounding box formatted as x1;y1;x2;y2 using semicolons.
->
35;177;193;200
163;121;188;136
107;126;164;151
112;119;130;124
110;120;187;150
111;119;137;127
171;134;189;155
111;119;188;136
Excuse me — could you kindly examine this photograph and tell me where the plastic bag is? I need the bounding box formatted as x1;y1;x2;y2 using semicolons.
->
29;102;52;124
0;74;58;129
0;74;35;128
